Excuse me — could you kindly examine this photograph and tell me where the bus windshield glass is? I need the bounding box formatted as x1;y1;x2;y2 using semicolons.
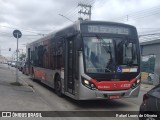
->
83;36;138;73
116;39;138;66
83;36;114;73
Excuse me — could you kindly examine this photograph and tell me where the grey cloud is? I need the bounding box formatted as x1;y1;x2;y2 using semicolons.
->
0;0;160;57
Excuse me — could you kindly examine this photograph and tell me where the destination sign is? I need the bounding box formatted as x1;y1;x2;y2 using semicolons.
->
87;25;129;35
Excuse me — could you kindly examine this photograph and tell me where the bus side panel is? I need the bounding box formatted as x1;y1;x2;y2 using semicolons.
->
33;67;55;88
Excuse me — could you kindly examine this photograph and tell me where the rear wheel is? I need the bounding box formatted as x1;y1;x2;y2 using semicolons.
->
22;68;24;74
31;68;35;80
55;75;63;97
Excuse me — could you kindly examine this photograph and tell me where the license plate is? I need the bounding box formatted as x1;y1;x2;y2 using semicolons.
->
108;95;121;99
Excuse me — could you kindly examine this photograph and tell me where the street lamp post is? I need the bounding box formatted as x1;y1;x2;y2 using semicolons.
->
13;30;22;83
16;33;19;82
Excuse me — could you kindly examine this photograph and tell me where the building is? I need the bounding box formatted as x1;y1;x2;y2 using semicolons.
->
0;55;7;63
140;39;160;85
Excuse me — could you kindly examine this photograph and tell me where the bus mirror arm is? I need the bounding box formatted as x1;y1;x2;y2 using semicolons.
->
77;40;82;50
66;31;79;38
77;51;81;56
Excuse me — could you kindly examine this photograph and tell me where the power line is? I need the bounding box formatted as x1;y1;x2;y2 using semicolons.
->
0;31;44;37
64;5;79;17
110;5;160;22
139;32;160;42
0;35;13;37
0;25;47;35
58;14;74;22
139;33;160;37
138;28;160;29
0;34;43;38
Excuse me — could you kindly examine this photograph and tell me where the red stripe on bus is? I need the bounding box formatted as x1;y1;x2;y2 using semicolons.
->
34;69;46;80
90;78;137;91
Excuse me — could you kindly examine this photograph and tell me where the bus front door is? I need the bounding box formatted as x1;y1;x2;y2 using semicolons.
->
65;38;75;95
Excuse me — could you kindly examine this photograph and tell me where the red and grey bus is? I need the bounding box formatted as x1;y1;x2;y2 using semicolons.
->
26;20;141;100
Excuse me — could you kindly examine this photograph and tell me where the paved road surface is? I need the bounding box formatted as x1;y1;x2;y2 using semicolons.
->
0;64;154;120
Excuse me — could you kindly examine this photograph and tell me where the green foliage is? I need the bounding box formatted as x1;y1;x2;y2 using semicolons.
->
19;53;26;61
141;56;155;73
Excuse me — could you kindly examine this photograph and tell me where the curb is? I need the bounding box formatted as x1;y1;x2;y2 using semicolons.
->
19;77;35;92
140;84;155;90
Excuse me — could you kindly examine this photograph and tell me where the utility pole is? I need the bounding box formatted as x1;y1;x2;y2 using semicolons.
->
78;3;92;20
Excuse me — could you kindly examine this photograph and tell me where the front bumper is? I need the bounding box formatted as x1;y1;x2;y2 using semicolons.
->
78;83;140;100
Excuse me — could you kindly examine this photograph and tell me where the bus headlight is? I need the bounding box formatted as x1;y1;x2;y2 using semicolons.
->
131;79;141;88
82;79;97;90
84;80;89;85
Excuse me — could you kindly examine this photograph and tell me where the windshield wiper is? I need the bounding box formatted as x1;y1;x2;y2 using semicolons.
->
105;68;112;72
95;34;113;59
95;34;113;72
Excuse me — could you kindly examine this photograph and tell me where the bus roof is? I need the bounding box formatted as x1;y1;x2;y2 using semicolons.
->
80;20;136;28
27;20;137;47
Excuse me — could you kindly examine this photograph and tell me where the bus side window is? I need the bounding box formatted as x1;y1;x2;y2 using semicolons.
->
37;45;44;67
57;40;63;69
53;38;64;69
35;47;38;66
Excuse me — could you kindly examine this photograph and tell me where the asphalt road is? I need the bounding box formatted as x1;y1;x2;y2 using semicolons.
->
0;63;153;120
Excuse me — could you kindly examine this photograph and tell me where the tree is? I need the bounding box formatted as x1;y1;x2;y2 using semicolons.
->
141;56;155;73
19;53;26;61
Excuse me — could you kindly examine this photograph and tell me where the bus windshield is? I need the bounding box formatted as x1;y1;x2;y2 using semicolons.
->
116;38;138;66
83;36;115;73
83;36;138;73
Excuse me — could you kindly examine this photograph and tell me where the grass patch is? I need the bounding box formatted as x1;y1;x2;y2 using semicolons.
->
10;82;23;86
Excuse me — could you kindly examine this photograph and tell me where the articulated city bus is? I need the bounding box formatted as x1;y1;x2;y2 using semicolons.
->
26;20;141;100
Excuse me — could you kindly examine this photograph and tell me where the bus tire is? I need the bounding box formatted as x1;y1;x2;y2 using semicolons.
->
55;75;63;97
22;69;24;74
31;68;35;80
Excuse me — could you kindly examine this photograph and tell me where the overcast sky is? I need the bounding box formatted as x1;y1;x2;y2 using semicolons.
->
1;0;160;58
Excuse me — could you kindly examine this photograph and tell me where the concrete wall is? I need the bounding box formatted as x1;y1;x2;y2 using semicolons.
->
0;55;7;63
141;43;160;56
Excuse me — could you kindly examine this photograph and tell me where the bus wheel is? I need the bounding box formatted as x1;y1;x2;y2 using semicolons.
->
22;69;24;74
55;75;62;97
31;68;35;80
32;73;35;80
